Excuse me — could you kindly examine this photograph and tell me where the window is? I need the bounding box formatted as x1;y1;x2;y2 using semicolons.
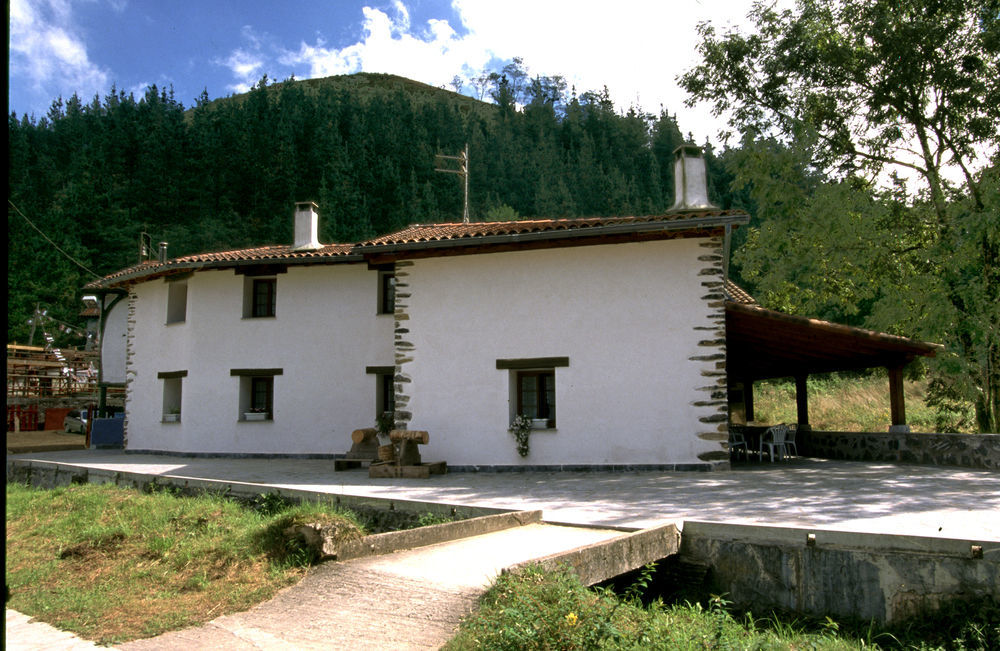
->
378;270;396;315
231;368;282;421
252;278;276;317
366;366;395;417
158;370;187;422
379;372;395;416
250;377;273;416
517;371;556;426
497;357;568;429
242;276;277;318
165;279;188;324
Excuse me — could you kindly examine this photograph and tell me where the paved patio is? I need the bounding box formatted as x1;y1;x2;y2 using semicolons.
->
8;449;1000;540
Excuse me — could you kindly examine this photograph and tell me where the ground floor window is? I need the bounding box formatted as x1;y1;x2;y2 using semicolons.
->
250;377;273;417
158;370;186;422
517;370;556;427
366;365;395;419
231;368;282;421
496;357;568;430
379;373;395;416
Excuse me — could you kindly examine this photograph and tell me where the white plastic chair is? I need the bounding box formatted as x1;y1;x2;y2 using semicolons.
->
784;425;798;457
759;424;788;462
728;429;748;460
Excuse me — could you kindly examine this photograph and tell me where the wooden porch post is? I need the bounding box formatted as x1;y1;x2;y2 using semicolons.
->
795;374;810;430
888;365;908;431
744;380;755;423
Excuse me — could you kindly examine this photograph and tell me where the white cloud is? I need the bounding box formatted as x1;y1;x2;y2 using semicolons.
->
447;0;765;140
278;3;490;90
9;0;111;113
264;1;768;142
220;50;266;93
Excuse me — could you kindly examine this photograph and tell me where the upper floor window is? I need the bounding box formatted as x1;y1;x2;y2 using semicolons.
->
252;278;276;317
165;278;188;324
243;276;277;318
378;270;396;315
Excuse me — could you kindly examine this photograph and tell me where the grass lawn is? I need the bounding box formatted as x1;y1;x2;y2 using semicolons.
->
445;565;1000;651
751;372;974;433
5;482;364;645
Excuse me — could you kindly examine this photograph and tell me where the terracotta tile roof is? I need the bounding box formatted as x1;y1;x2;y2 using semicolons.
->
724;280;758;306
169;243;355;264
86;243;356;289
359;211;746;248
87;210;749;289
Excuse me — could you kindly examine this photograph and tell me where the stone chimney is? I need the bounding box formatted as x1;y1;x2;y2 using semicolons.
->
293;201;322;250
668;144;718;212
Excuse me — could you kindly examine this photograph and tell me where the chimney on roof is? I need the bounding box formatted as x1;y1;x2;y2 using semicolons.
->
293;201;322;250
668;144;718;212
157;242;168;263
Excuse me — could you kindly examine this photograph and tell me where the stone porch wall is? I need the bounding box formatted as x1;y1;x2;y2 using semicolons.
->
800;430;1000;471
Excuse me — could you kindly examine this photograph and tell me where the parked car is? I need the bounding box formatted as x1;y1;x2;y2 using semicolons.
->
63;410;89;434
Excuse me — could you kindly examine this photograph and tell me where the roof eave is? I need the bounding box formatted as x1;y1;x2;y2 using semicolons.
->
355;213;750;255
87;253;365;289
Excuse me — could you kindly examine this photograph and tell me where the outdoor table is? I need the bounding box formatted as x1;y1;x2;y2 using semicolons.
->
733;423;771;460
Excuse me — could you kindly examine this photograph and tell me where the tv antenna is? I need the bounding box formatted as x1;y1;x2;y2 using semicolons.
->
435;143;469;223
138;231;153;263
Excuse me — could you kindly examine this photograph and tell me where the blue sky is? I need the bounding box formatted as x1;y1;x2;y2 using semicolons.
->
9;0;767;142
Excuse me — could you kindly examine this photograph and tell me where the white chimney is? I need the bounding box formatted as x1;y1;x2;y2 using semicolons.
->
293;201;322;250
668;144;718;212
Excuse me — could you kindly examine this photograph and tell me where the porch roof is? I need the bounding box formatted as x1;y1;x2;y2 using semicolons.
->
725;301;939;381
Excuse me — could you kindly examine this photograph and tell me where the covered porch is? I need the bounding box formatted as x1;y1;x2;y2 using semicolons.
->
724;301;939;435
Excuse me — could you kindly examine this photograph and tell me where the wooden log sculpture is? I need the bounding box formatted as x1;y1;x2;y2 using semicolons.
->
389;430;428;466
346;428;379;461
369;429;445;478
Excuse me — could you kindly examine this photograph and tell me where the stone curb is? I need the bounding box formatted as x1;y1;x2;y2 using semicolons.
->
338;509;544;560
503;522;680;586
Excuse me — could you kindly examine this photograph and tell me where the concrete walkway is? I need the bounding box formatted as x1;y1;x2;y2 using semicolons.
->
7;450;1000;649
9;450;1000;537
117;523;622;650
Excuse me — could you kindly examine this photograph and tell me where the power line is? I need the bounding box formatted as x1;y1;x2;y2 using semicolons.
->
8;199;101;279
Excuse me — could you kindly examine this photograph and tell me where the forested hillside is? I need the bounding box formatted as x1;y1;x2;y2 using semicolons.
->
8;71;729;345
8;0;999;432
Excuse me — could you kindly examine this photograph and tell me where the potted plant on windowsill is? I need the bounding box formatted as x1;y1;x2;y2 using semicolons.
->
162;407;180;423
509;414;532;457
244;407;268;421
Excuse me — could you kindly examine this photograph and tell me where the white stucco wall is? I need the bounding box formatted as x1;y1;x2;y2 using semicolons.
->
124;264;394;454
100;296;128;384
400;238;725;466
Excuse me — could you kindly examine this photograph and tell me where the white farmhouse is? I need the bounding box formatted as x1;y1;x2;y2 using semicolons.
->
87;146;935;469
86;147;753;468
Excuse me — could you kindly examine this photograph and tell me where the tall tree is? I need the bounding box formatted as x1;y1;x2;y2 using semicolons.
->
681;0;999;217
682;0;1000;431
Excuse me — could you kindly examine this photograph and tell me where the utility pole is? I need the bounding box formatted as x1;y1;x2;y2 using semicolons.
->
435;143;469;223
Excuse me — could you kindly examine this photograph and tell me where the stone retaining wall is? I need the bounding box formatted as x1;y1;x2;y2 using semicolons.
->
681;521;999;624
801;430;1000;471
